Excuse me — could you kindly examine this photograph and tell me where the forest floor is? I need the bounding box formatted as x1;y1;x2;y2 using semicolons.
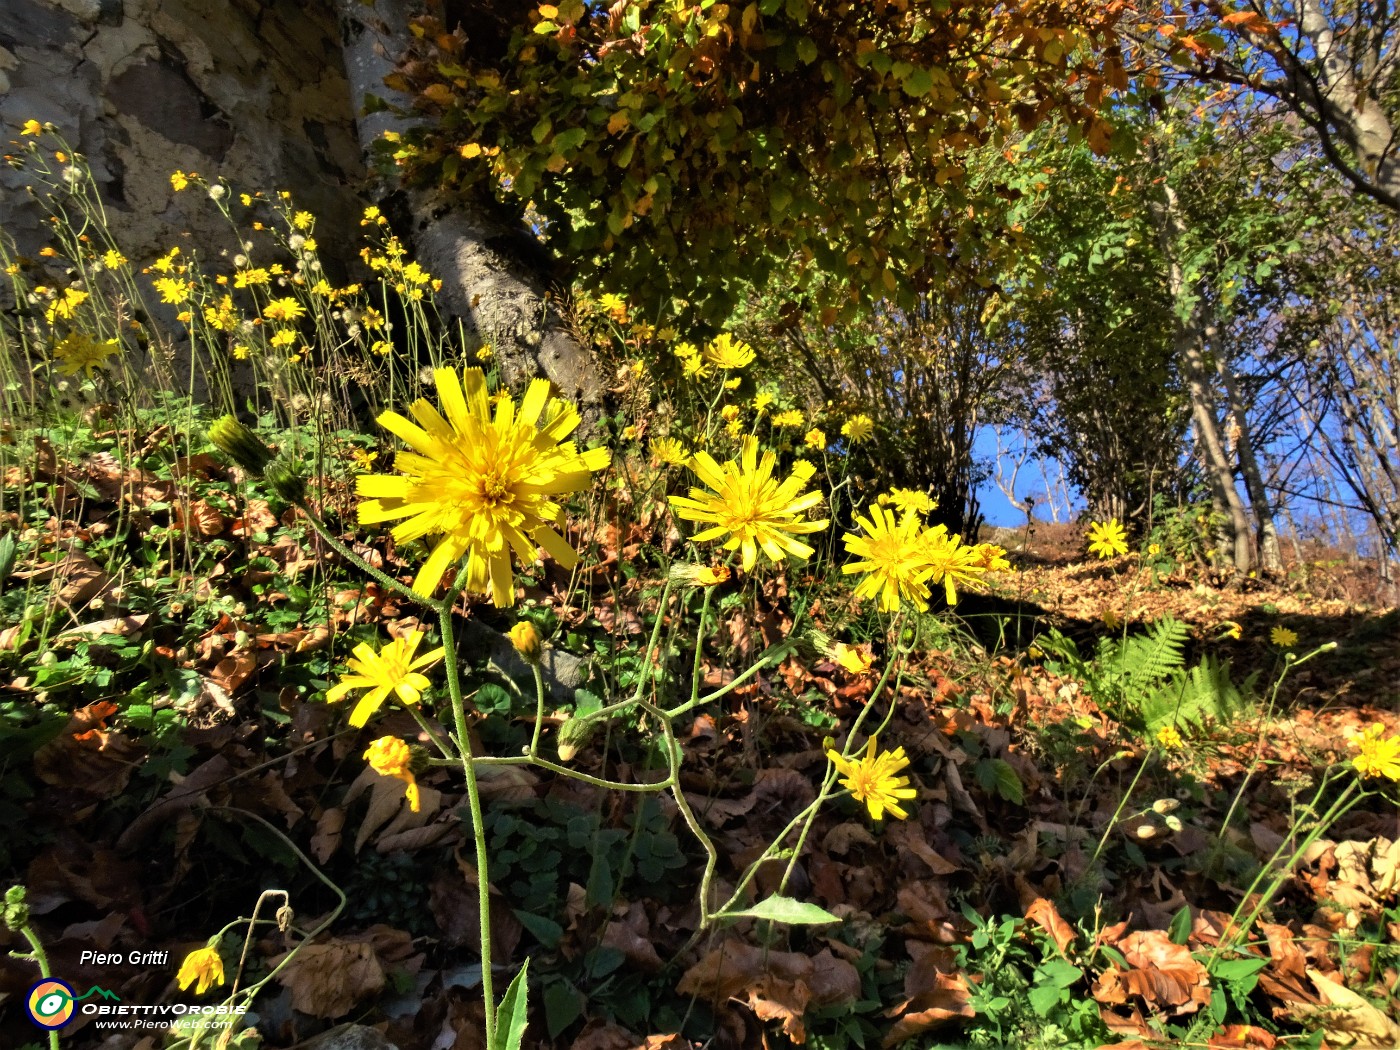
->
1;432;1397;1050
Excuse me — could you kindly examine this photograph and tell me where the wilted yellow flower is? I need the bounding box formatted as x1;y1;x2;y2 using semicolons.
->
842;507;935;613
364;736;421;812
804;428;826;452
176;946;225;995
721;404;740;422
771;409;804;428
669;436;829;573
827;738;917;821
703;333;755;370
652;437;689;466
841;415;874;441
1270;626;1298;648
52;332;120;377
21;119;43;137
830;643;873;675
669;563;731;587
170;171;189;191
325;630;444;727
1156;725;1184;750
1087;518;1129;559
1350;724;1400;781
357;368;610;603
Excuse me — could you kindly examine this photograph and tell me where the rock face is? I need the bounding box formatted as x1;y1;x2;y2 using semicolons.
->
0;0;365;266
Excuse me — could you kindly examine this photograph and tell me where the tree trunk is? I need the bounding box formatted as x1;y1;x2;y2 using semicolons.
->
1153;175;1253;574
1216;357;1283;573
336;0;605;414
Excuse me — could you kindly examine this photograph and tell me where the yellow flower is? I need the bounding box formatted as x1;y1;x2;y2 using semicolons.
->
723;377;741;391
232;344;251;360
1103;609;1121;631
234;268;270;288
44;287;88;323
357;368;610;603
203;295;240;332
803;428;826;452
669;563;731;587
721;404;740;422
827;738;917;821
152;277;192;305
269;328;297;347
52;332;120;377
703;333;755;370
176;946;225;996
362;205;382;225
101;249;127;269
263;297;305;323
668;437;829;573
1218;620;1242;641
841;415;874;441
1087;518;1129;559
842;507;935;613
771;409;804;428
753;392;774;415
682;355;711;379
21;119;43;137
1270;626;1297;648
475;344;493;362
830;643;873;675
919;526;987;605
349;447;379;470
651;437;689;466
170;171;189;191
292;210;314;230
598;292;627;321
879;487;936;515
1148;542;1162;556
325;630;444;727
968;543;1010;571
1156;725;1184;750
1351;724;1400;781
152;246;181;273
364;736;421;812
39;246;57;258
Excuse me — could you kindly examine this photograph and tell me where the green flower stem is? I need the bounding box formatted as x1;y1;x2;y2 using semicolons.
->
12;922;59;1050
1216;643;1335;843
295;500;426;609
436;595;496;1049
667;643;790;719
1213;776;1365;964
1084;751;1153;879
527;663;546;758
403;705;457;761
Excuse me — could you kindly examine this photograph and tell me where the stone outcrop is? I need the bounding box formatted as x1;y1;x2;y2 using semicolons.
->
0;0;365;267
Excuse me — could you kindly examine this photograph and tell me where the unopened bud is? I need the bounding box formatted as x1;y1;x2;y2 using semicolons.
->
557;715;597;762
3;885;29;931
1135;824;1157;840
208;415;274;476
508;621;542;664
264;457;306;503
1151;798;1180;815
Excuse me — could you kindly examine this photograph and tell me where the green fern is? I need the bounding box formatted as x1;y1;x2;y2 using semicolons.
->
1140;655;1258;734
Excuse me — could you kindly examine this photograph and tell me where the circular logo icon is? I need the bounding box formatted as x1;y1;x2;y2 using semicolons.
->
27;979;76;1030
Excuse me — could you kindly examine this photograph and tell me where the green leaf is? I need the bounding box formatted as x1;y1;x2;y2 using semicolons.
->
976;758;1024;804
533;20;558;34
795;36;817;65
724;894;841;925
902;68;933;98
493;960;530;1050
542;979;582;1039
1167;905;1192;945
515;910;564;949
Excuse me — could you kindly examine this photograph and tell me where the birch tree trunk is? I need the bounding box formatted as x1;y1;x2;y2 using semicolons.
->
1216;357;1284;573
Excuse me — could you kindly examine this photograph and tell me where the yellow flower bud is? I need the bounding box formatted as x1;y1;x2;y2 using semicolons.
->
508;621;542;664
